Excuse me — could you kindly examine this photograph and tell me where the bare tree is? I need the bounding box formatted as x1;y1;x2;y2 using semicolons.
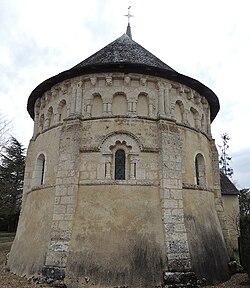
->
0;112;11;152
219;133;233;177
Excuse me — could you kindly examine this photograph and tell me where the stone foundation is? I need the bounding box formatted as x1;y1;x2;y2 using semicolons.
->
163;271;202;288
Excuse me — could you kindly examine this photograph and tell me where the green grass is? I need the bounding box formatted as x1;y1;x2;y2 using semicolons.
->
0;236;15;243
0;232;15;236
0;232;15;243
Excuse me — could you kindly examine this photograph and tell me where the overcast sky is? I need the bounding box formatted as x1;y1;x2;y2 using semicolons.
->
0;0;249;188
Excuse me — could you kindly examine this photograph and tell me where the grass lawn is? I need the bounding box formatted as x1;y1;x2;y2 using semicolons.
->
0;232;15;243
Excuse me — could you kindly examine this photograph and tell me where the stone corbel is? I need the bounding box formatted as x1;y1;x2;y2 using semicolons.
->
194;93;201;105
105;75;112;86
61;83;68;95
46;91;52;103
90;76;97;86
140;78;147;86
49;90;56;103
40;96;46;109
186;90;193;100
124;76;131;86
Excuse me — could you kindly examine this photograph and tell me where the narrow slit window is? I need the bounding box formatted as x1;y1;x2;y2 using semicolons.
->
115;149;125;180
41;158;45;185
195;157;199;185
195;153;206;186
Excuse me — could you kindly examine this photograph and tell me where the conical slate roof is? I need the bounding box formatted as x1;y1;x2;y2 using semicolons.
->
73;34;175;72
27;34;219;121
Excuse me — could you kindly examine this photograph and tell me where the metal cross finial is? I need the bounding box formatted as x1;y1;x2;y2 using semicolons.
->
124;6;133;24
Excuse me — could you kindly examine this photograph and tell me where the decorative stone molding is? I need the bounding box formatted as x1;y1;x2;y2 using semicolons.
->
99;131;142;153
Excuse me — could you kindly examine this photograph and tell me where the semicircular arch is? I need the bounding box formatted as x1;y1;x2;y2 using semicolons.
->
99;131;142;154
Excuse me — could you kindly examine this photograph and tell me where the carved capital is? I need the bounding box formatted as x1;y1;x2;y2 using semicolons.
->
157;81;164;90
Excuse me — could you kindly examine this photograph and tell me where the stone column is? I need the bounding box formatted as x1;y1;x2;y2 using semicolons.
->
44;113;50;130
105;155;112;179
194;114;201;130
69;84;77;116
149;103;154;117
103;103;108;115
204;105;211;136
75;81;83;116
86;102;91;117
158;121;192;272
183;109;189;125
164;84;171;118
127;101;136;116
33;101;40;137
42;119;82;280
157;82;165;117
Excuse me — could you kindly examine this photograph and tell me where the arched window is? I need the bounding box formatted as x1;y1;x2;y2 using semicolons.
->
32;154;46;186
47;107;54;127
195;153;206;186
115;149;125;180
137;94;149;117
174;101;184;123
92;94;103;117
58;100;67;122
112;93;127;115
39;114;45;132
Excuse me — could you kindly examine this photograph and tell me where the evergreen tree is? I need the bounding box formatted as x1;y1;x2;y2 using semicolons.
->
239;188;250;217
0;137;25;231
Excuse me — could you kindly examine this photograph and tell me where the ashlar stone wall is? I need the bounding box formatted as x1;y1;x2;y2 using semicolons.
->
7;72;231;287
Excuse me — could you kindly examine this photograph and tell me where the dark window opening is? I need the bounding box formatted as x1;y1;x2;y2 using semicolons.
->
41;158;45;185
115;149;125;180
195;157;199;185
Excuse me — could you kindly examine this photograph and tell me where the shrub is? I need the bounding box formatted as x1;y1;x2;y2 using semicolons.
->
240;216;250;279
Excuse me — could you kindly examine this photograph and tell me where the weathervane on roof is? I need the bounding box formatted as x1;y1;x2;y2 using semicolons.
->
124;6;133;39
124;6;133;25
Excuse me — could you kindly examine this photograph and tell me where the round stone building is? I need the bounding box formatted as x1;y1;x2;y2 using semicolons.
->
8;29;231;287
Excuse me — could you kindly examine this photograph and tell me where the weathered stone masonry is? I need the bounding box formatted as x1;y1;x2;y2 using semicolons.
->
8;33;231;287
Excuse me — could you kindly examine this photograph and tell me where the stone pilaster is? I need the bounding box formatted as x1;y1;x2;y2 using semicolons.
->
43;119;82;279
158;121;192;272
